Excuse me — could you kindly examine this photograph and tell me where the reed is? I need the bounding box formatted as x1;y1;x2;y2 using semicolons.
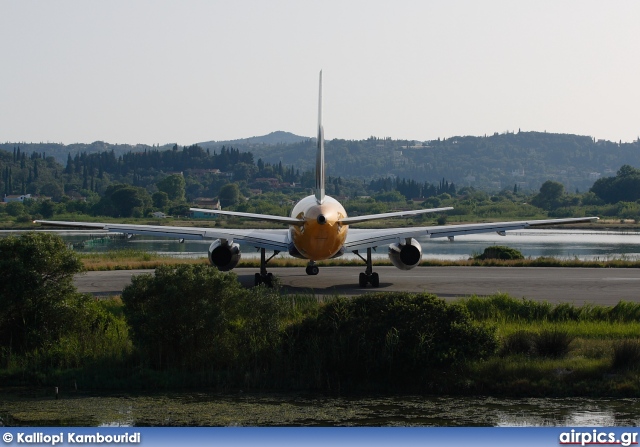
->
611;339;640;371
460;294;640;324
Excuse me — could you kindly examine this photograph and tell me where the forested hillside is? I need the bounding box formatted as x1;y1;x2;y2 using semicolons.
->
2;142;640;223
211;132;640;192
3;131;640;193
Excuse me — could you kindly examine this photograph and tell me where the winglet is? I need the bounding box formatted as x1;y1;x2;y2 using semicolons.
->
315;70;325;205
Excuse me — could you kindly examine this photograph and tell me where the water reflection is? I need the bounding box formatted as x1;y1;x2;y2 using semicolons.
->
2;391;639;427
3;229;638;261
83;229;640;261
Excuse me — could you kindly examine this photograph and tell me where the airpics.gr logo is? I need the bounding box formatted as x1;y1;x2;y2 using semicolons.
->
559;429;638;447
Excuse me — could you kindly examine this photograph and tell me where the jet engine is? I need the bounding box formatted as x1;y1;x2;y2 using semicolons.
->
208;239;241;271
388;238;422;270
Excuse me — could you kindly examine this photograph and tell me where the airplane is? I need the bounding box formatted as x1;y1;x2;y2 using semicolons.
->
36;71;599;287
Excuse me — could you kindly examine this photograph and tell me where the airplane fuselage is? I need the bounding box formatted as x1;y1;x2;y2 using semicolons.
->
289;194;348;260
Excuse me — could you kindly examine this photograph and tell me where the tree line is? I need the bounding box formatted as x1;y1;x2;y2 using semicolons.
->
0;144;459;219
2;142;640;222
5;131;640;193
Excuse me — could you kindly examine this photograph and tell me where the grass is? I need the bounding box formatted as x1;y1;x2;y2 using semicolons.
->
497;320;640;339
78;249;207;270
612;340;640;371
76;249;640;271
453;294;640;396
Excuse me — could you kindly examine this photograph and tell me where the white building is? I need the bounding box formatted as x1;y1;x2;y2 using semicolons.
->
3;194;31;203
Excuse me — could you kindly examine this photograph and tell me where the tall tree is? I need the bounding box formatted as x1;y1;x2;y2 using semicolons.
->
156;174;186;202
531;180;565;210
218;183;240;208
0;233;84;354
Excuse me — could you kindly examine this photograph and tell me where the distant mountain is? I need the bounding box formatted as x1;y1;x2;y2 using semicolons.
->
210;132;640;193
0;141;171;166
0;132;309;166
199;131;310;149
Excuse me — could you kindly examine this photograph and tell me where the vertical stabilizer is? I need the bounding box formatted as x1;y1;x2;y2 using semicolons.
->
315;70;325;204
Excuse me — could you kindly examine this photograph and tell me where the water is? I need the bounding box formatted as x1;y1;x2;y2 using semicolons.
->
4;229;640;261
1;391;639;427
416;229;640;261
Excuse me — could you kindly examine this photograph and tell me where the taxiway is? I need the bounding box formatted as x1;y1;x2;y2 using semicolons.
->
74;266;640;305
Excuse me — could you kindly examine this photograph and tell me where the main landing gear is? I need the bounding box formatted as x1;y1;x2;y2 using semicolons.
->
255;248;279;287
354;247;380;287
305;261;319;275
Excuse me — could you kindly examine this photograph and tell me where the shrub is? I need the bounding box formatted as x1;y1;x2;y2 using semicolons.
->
500;330;535;356
0;233;128;370
0;232;84;356
611;340;640;371
474;245;524;260
533;329;574;358
282;292;498;390
122;264;286;372
15;214;33;223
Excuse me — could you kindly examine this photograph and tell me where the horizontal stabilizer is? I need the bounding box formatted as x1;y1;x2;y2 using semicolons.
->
189;208;304;226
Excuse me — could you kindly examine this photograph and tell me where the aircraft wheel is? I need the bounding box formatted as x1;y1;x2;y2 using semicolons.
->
359;272;367;287
265;272;274;287
306;265;320;275
256;273;275;287
371;272;380;288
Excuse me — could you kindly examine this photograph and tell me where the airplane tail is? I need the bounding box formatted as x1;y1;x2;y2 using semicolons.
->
315;70;325;204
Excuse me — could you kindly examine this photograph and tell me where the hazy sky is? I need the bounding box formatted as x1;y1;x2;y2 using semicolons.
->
2;1;639;145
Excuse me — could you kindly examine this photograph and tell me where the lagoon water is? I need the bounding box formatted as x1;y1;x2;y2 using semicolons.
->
1;392;640;427
6;228;640;261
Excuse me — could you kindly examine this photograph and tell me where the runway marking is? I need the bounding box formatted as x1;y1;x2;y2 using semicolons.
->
603;277;640;281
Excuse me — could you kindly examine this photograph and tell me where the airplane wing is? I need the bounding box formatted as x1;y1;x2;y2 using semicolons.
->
33;220;291;252
343;216;599;252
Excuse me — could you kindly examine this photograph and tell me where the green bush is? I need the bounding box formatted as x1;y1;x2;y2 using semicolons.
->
0;232;84;356
474;245;524;260
500;330;535;356
0;233;130;371
282;293;498;391
122;264;287;372
533;329;574;358
611;340;640;371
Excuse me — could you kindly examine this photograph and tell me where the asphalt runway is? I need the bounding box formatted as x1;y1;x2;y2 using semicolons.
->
74;266;640;305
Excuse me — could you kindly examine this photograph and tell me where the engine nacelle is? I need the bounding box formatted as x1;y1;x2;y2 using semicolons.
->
208;239;241;271
388;238;422;270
